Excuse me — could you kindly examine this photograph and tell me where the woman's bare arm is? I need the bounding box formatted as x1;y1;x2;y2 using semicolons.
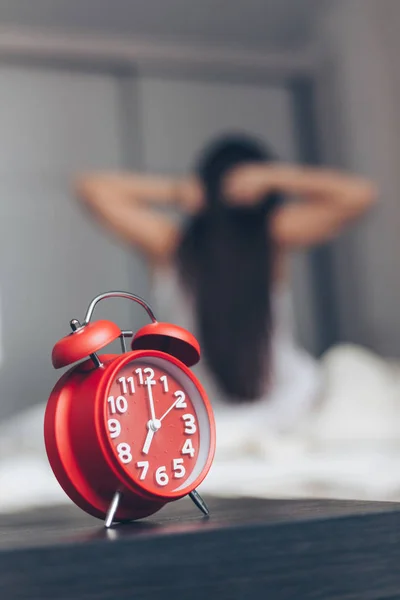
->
74;173;201;263
225;164;378;248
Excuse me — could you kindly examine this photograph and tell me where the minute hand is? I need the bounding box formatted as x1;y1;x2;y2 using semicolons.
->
146;380;157;421
159;398;181;422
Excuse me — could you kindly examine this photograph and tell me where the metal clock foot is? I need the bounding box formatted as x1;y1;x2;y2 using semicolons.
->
104;490;123;528
189;489;210;516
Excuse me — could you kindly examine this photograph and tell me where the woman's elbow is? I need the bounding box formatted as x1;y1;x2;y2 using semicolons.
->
348;180;380;220
359;181;379;212
73;175;99;206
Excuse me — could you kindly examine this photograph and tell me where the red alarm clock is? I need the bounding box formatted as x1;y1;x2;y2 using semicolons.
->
44;291;216;528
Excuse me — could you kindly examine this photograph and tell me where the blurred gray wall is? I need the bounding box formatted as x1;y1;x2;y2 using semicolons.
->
4;0;380;421
0;64;320;422
0;0;319;52
316;0;400;357
0;65;145;421
1;0;398;365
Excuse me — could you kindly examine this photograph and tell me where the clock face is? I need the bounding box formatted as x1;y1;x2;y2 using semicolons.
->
102;354;214;498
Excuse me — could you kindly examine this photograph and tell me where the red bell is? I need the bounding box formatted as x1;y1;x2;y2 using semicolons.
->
131;322;200;367
52;319;122;369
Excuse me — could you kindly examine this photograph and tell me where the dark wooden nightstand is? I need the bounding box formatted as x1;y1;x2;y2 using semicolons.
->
1;496;400;599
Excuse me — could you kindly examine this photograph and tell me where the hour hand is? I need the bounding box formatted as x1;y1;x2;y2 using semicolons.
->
142;419;161;455
142;427;154;455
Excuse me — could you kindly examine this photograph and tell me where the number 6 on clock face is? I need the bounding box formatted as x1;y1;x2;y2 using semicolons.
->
103;354;214;498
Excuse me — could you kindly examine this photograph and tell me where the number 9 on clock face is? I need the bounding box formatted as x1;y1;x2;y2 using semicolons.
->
103;355;214;498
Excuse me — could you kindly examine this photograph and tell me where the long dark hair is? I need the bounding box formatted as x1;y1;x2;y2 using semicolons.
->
177;133;283;403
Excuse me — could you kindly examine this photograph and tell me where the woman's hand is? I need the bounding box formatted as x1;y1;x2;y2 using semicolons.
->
223;164;277;205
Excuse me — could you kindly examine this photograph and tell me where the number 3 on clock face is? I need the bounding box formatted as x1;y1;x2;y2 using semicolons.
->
103;354;214;499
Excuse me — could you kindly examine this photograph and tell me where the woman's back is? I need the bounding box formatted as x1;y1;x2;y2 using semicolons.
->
151;264;322;446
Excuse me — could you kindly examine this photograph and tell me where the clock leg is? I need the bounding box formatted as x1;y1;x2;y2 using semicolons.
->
189;489;210;517
104;490;123;528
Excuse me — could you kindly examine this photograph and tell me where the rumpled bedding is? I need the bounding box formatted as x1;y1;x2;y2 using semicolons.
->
1;344;400;513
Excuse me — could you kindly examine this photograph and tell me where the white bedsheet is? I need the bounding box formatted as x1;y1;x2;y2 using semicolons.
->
2;344;400;513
